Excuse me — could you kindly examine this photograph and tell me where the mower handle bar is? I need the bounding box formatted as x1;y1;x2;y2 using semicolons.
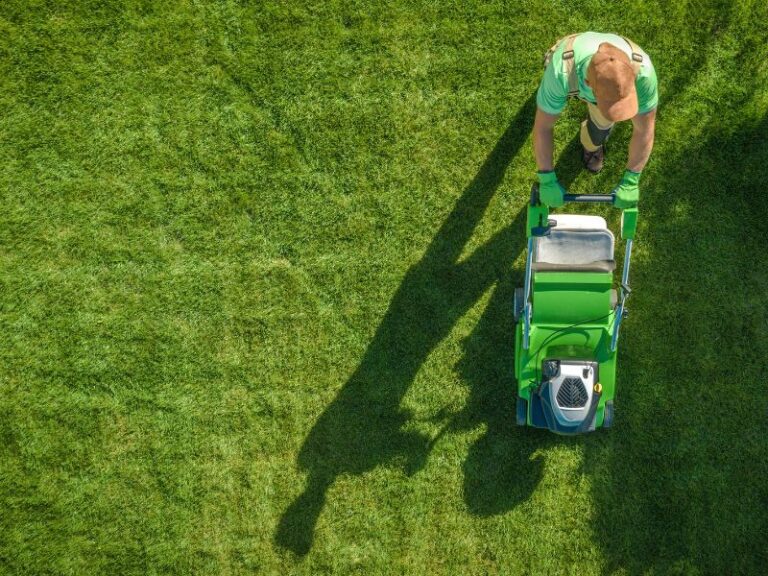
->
563;193;615;204
530;183;615;206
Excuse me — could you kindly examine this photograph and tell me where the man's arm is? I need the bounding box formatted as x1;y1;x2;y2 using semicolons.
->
532;107;566;206
613;109;656;209
532;108;560;171
627;109;656;172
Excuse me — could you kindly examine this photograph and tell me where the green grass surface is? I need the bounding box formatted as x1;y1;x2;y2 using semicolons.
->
2;1;768;574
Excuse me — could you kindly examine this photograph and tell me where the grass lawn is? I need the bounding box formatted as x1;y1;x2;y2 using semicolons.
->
2;1;768;574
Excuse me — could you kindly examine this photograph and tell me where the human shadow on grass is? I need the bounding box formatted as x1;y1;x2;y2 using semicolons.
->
275;95;543;556
581;113;768;576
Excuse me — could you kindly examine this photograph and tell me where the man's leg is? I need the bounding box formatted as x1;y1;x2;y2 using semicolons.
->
580;103;614;173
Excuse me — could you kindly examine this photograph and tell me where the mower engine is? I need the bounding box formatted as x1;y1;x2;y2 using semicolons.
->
528;360;603;434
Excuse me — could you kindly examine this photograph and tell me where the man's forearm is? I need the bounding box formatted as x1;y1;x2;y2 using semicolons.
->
627;111;656;172
626;129;654;172
533;125;555;171
533;108;558;172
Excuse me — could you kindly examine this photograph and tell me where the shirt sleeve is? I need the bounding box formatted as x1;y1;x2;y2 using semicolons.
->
636;62;658;114
536;60;568;115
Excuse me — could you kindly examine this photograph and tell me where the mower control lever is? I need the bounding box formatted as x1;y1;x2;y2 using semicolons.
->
563;193;616;204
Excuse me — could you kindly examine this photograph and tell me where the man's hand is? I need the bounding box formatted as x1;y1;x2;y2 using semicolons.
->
537;171;565;207
613;169;641;209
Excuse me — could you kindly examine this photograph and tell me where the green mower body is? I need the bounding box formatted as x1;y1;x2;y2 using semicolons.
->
514;185;637;434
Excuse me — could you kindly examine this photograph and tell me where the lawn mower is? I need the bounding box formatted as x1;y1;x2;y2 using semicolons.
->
514;183;637;434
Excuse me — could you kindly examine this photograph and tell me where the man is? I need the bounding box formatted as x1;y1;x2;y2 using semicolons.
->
533;32;658;208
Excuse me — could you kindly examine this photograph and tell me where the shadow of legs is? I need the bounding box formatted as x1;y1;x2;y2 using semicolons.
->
275;474;332;556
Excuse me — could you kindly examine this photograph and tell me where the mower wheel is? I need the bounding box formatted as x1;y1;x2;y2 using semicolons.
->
513;287;525;323
603;400;614;428
516;397;528;426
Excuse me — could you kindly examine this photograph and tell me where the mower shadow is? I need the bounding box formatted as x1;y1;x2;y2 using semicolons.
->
452;269;549;516
451;132;583;516
582;116;768;574
275;95;539;556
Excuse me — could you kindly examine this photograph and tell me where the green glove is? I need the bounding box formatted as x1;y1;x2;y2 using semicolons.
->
537;171;565;207
613;169;641;209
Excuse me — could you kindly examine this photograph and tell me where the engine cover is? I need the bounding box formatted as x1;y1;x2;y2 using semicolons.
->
529;360;600;434
547;361;598;427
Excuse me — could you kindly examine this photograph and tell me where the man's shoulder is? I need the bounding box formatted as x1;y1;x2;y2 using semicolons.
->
537;32;658;114
574;32;655;68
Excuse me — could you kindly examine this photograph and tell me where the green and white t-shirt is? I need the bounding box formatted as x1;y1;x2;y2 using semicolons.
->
536;32;658;116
